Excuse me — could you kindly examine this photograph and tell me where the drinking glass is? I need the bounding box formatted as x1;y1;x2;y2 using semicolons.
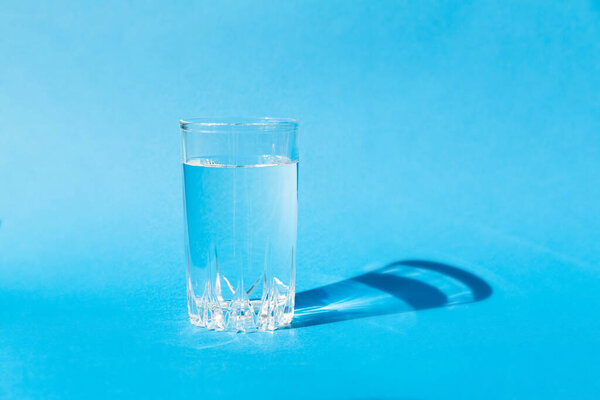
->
180;117;299;331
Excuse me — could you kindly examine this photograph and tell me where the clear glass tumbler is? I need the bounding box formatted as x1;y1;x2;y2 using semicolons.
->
180;117;299;332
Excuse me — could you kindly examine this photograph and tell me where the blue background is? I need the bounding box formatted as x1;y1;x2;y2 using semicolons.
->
1;1;599;399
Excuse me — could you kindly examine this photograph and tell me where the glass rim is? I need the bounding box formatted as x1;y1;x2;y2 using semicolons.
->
180;117;299;132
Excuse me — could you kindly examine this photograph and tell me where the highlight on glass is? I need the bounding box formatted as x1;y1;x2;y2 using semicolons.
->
180;117;299;332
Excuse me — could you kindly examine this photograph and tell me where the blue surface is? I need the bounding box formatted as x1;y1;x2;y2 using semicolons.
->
1;1;600;399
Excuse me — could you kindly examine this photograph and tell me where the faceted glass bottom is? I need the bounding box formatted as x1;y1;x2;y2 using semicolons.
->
187;278;295;332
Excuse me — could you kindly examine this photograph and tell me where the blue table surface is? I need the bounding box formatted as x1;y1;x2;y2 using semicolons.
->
1;1;599;399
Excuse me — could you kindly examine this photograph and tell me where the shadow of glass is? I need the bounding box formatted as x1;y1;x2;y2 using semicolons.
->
292;260;492;328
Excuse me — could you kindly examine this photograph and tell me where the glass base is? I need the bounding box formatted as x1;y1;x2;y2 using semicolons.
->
188;282;294;332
